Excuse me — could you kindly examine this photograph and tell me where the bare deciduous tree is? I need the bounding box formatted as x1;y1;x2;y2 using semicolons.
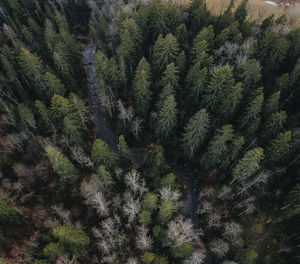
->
209;239;229;258
184;249;206;264
159;187;182;204
92;192;110;217
125;169;147;195
223;222;242;241
122;195;141;222
136;225;153;251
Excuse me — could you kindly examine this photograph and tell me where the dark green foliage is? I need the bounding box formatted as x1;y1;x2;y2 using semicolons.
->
45;146;76;182
182;109;210;157
157;200;177;224
142;193;158;212
266;131;291;162
97;165;114;188
91;139;116;168
139;210;152;226
149;145;165;180
118;135;131;166
0;199;22;225
141;252;155;264
172;243;194;258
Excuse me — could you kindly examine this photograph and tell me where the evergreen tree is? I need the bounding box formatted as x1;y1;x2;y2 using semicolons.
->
234;0;248;24
141;252;155;264
35;100;51;128
156;95;177;140
45;146;76;182
153;33;179;73
0;198;22;225
95;50;109;94
139;210;152;226
160;63;179;90
240;59;261;93
204;66;242;121
264;91;280;116
118;135;130;166
44;72;66;99
97;165;114;188
91;139;116;168
232;147;264;181
69;93;89;128
19;47;45;98
156;84;175;111
18;104;36;130
189;0;211;35
119;18;142;73
204;124;234;168
50;95;71;126
63;116;83;146
187;66;209;107
266;131;291;162
142;193;158;212
240;87;264;134
182;109;210;157
263;110;287;139
285;185;300;218
149;145;165;181
172;243;194;258
157;200;177;224
133;57;152;118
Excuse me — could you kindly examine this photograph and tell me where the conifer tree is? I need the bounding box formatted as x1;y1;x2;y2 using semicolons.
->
264;91;280;116
91;139;116;168
153;33;179;73
156;84;175;111
232;147;264;181
204;66;242;121
17;104;36;130
234;0;248;24
157;201;177;224
240;59;261;93
142;193;158;212
149;145;165;181
204;124;234;168
133;57;152;118
119;18;142;72
263;110;287;139
182;109;210;157
189;0;211;35
35;100;51;128
285;185;300;218
118;135;130;166
156;95;177;140
44;72;66;99
97;165;114;188
19;47;45;98
69;93;89;128
240;87;264;134
50;95;71;126
160;63;179;90
63;116;83;146
266;131;291;162
45;146;76;182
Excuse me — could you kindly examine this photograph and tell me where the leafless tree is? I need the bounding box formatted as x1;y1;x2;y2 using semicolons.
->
1;132;29;153
209;239;229;258
198;200;213;215
101;94;115;118
218;185;233;200
207;212;222;229
125;169;147;196
80;174;102;200
222;261;238;264
57;255;79;264
51;204;71;224
159;187;182;204
92;192;110;217
136;225;153;251
131;117;143;140
184;249;206;264
126;257;139;264
70;145;93;168
101;217;116;238
199;186;216;199
223;222;242;242
122;195;141;222
168;216;201;247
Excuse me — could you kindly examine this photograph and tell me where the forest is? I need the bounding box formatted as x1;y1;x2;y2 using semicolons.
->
0;0;299;263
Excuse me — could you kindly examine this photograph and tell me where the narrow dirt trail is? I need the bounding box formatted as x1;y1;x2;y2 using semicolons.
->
82;44;199;219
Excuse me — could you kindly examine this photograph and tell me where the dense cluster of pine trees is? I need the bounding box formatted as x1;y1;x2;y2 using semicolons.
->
0;0;300;263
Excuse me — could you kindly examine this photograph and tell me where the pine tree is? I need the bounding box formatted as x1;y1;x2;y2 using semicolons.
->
19;47;45;98
189;0;211;35
44;72;66;99
285;185;300;218
142;193;158;212
172;243;194;258
204;124;234;168
156;95;177;140
234;0;248;24
91;139;116;168
240;59;261;93
204;66;242;121
141;252;155;264
157;201;177;224
133;57;152;118
264;91;280;116
153;33;179;73
222;136;245;168
149;145;165;181
232;147;264;181
160;63;179;90
175;23;188;49
263;110;287;139
240;87;264;134
119;18;142;73
182;109;210;158
95;50;109;94
118;135;130;166
139;210;152;226
156;84;175;111
69;93;89;128
187;66;209;107
192;25;215;49
97;165;114;188
35;100;51;128
266;131;291;162
18;104;36;130
0;198;22;225
50;95;71;126
63;116;83;145
45;146;76;182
